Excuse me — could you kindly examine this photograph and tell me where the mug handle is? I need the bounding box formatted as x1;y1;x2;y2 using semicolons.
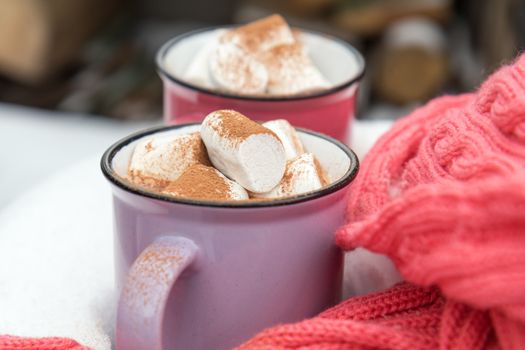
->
116;236;199;350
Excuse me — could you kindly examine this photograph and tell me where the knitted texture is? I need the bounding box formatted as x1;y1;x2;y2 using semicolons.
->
0;335;90;350
238;54;525;350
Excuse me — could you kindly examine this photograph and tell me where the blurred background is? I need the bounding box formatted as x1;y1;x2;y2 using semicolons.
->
0;0;524;120
0;0;524;206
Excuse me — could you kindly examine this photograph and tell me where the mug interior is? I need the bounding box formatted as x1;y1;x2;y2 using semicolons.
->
104;124;358;208
159;28;365;100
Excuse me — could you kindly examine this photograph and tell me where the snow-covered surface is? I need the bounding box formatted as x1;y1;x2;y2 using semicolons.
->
0;157;115;349
0;103;154;209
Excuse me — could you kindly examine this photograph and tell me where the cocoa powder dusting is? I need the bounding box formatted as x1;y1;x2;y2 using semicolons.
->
127;132;211;192
260;43;306;69
292;133;305;155
163;164;233;201
191;132;212;166
128;172;172;191
313;157;330;186
173;132;210;166
211;110;278;143
259;42;313;91
276;154;329;197
222;14;289;54
279;161;295;194
211;45;267;93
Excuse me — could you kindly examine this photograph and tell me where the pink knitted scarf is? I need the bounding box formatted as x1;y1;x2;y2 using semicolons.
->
2;55;525;349
237;55;525;349
0;336;90;350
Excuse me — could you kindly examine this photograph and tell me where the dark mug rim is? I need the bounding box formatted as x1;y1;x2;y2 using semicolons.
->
100;124;359;208
155;25;366;102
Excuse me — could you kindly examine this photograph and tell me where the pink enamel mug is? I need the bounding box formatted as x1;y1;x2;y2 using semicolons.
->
101;124;359;349
156;28;365;142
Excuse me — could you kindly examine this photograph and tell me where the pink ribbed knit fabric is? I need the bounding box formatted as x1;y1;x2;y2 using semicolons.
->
238;55;525;350
0;335;90;350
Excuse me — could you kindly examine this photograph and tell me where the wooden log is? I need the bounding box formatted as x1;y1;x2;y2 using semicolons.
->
372;18;449;105
0;0;121;83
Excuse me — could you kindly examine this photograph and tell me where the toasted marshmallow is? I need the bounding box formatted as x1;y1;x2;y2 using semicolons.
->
259;43;329;95
220;14;295;55
200;110;286;193
128;132;210;190
262;119;305;160
253;153;329;199
208;43;268;95
163;164;248;201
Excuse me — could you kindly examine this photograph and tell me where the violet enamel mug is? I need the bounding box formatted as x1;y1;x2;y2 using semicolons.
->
101;124;359;350
156;28;365;142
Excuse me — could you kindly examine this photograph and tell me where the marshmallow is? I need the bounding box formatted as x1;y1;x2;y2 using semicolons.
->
207;14;296;95
220;14;295;55
259;43;330;95
128;132;210;190
200;110;286;193
163;164;248;201
181;15;332;97
208;43;268;95
252;153;329;199
184;29;227;89
262;119;305;160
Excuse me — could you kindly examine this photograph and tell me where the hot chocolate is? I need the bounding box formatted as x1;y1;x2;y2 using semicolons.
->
181;15;330;97
124;110;331;201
